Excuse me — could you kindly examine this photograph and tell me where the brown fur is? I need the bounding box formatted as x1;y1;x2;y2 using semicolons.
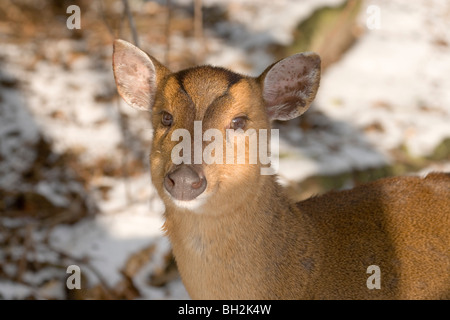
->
113;39;450;299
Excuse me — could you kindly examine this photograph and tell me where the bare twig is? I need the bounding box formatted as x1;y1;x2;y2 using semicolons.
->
96;0;137;206
115;98;133;206
194;0;203;41
194;0;205;64
97;0;116;39
15;224;33;282
122;0;139;47
164;0;172;65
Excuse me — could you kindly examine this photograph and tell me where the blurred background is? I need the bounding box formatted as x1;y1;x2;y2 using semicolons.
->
0;0;449;299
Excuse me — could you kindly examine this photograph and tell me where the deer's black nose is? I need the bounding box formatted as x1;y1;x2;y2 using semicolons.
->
164;165;207;201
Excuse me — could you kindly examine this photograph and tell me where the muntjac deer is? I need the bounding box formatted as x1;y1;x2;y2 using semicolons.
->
113;39;450;299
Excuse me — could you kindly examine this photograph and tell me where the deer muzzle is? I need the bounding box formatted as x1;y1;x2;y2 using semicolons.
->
163;165;207;201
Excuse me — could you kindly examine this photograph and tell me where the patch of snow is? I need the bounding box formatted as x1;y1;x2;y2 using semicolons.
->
315;0;450;157
0;281;33;300
49;202;166;288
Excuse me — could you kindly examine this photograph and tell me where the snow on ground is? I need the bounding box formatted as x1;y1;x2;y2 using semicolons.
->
1;0;449;299
277;0;450;183
199;0;347;74
315;0;450;157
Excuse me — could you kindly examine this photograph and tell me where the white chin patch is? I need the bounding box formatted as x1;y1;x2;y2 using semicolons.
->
164;189;209;212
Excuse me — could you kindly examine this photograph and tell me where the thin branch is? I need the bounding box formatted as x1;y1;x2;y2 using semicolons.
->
164;0;172;65
194;0;205;64
96;0;135;206
15;224;33;282
115;98;133;206
97;0;115;39
122;0;139;47
194;0;203;41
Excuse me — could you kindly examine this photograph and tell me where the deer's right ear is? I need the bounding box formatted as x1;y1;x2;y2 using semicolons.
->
113;39;170;112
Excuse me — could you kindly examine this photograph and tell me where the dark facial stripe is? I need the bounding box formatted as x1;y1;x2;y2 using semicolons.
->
224;68;243;90
173;67;244;120
174;68;191;94
175;67;243;95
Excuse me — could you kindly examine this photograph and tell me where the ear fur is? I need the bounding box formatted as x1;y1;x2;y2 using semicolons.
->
258;52;321;121
112;39;170;111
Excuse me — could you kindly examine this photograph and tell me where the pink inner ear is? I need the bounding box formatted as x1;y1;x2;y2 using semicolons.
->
263;53;320;121
113;40;157;111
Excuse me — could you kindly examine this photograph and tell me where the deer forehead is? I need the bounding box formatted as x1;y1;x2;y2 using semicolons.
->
160;67;255;120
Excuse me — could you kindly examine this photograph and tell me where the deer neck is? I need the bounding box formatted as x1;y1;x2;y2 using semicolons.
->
162;175;312;299
163;174;286;249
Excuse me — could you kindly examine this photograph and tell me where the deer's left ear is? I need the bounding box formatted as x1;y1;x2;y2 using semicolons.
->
258;52;321;121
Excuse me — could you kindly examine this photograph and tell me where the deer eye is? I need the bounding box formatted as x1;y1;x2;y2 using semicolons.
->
230;116;248;130
161;111;173;127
